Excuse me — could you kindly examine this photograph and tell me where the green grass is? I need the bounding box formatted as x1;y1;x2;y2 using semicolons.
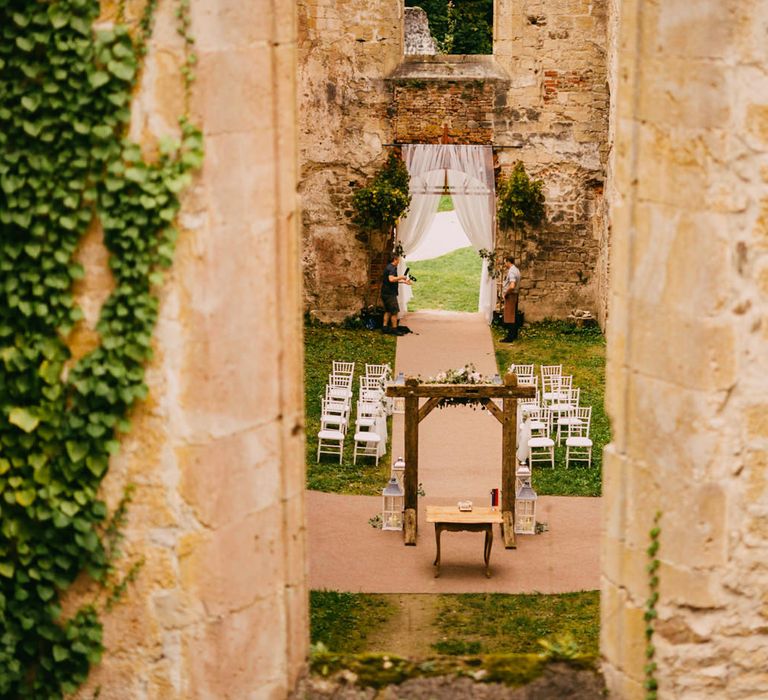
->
438;194;454;212
304;325;396;494
310;591;395;653
432;591;599;656
493;321;609;497
407;246;482;312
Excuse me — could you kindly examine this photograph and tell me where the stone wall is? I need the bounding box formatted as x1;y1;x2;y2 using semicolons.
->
74;1;307;697
298;0;402;321
298;0;609;321
602;0;768;697
493;0;609;321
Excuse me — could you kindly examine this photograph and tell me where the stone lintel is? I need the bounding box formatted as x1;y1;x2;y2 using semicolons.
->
387;55;511;83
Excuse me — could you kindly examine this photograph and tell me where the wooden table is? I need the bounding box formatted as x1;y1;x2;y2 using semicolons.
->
426;506;503;578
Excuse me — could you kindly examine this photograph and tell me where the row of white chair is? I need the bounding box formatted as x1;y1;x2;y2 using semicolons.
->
513;364;594;469
316;362;392;464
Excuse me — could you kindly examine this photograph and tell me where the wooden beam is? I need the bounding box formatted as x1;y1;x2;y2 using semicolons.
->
501;391;517;549
480;398;504;424
403;379;420;546
387;383;535;399
418;397;442;423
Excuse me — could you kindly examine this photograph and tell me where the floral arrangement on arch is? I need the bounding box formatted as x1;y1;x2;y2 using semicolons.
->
422;363;499;410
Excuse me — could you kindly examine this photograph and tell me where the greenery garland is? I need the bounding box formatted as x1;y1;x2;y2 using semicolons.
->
0;0;202;696
497;162;545;231
352;152;411;233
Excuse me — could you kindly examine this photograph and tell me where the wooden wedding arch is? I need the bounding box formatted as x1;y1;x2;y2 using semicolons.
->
387;372;536;549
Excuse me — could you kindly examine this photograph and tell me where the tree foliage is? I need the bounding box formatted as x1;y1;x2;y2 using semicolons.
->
352;153;411;232
496;163;546;231
405;0;493;55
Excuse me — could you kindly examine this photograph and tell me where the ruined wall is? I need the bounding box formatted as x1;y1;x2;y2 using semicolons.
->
298;0;609;321
493;0;609;320
75;1;307;697
298;0;402;321
602;0;768;697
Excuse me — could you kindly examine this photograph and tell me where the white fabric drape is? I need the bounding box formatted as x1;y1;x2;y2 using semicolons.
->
445;145;496;322
395;144;496;322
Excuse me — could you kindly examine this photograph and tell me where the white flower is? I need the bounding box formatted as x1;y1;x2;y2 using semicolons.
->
435;372;446;381
470;372;482;382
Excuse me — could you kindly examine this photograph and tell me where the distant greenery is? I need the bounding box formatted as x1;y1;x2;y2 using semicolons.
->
438;194;454;212
304;325;396;494
497;162;546;232
493;321;609;497
406;0;493;55
407;246;482;312
433;592;599;656
310;591;395;652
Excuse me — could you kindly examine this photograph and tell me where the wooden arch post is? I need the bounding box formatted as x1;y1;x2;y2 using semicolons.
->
387;372;535;548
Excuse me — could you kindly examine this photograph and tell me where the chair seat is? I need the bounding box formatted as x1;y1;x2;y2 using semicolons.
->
557;416;583;426
322;413;346;422
528;437;554;448
355;417;376;428
550;403;575;413
566;436;593;447
329;388;352;400
529;421;548;432
318;429;344;440
354;431;381;442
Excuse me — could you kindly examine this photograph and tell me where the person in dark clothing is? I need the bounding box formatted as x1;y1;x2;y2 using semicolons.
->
381;253;411;334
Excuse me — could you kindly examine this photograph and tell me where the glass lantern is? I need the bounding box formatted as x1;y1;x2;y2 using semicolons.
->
382;476;404;531
515;460;532;493
392;457;406;489
514;479;537;535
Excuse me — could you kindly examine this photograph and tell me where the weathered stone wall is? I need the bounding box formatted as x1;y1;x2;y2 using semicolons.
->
298;0;402;321
602;0;768;697
404;6;437;56
299;0;609;321
493;0;609;321
74;1;307;697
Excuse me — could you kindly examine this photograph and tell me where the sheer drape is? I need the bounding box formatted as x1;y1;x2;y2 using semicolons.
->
445;145;496;323
395;144;496;322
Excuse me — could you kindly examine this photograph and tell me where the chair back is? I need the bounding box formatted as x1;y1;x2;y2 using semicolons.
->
332;361;355;377
571;406;592;437
365;364;391;381
329;373;353;390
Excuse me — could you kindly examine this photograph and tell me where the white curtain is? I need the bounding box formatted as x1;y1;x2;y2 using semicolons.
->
395;144;496;322
446;145;496;323
396;147;444;313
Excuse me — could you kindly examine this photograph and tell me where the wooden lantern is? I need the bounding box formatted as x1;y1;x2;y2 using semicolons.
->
514;480;537;535
382;476;404;531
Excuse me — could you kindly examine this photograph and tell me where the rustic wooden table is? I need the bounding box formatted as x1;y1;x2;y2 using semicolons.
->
425;506;504;578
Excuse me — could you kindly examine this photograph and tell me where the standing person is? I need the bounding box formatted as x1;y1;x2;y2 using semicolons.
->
381;253;412;335
501;255;521;343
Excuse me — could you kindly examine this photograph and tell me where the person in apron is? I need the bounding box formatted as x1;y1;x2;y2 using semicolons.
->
501;256;520;343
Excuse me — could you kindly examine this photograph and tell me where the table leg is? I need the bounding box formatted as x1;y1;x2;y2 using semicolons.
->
433;525;441;578
484;526;493;578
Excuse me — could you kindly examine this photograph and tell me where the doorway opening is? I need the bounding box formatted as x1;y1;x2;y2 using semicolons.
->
406;194;483;313
395;144;496;322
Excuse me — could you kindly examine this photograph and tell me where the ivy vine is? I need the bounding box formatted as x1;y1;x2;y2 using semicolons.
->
644;512;662;700
352;152;411;233
0;0;202;697
496;162;545;231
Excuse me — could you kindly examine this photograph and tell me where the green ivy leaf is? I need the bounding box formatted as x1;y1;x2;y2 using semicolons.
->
0;561;14;578
15;489;37;507
9;407;40;433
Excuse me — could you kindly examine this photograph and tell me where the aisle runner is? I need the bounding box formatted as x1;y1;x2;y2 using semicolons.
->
307;311;601;593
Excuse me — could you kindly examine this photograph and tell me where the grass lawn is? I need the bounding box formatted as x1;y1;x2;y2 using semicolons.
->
310;590;395;653
309;590;599;658
432;591;599;656
493;321;609;497
407;246;482;312
438;194;454;212
304;324;396;494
